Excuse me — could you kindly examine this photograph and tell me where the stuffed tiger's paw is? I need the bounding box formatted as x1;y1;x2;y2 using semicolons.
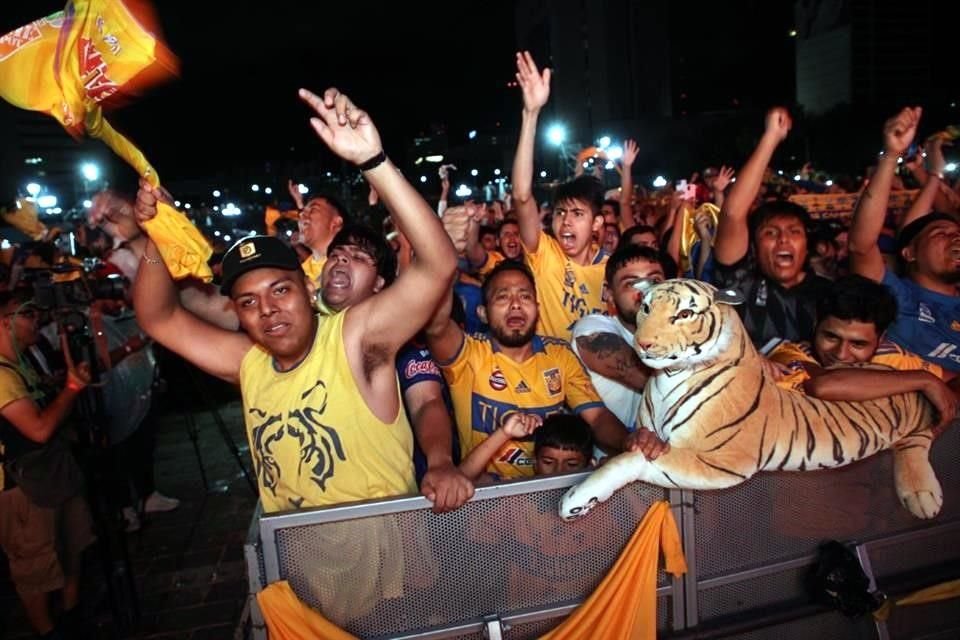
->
559;489;598;521
900;488;943;520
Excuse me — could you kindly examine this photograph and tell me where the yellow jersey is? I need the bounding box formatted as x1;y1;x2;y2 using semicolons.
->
440;333;604;479
524;231;607;342
768;338;944;392
239;311;416;513
301;255;326;284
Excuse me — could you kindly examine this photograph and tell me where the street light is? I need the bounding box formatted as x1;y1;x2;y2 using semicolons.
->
652;176;668;188
80;162;100;182
425;155;444;163
37;195;57;208
546;123;566;146
540;170;547;178
213;189;221;197
26;183;41;197
607;146;623;161
264;187;273;195
420;176;427;183
494;169;501;176
455;184;472;198
82;199;92;208
946;162;958;172
598;135;611;149
297;184;309;195
470;169;479;177
251;184;260;192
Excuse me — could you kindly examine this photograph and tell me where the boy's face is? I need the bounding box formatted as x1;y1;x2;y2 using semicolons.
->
552;197;603;259
534;446;589;475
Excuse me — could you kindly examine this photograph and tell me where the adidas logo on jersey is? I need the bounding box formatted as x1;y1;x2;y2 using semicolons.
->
515;381;531;393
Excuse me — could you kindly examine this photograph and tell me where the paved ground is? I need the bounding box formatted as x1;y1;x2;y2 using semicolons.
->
1;365;257;640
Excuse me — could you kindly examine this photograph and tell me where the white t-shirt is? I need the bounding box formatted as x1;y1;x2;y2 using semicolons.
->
570;314;643;431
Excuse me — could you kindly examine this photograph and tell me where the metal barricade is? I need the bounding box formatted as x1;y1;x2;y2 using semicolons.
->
681;422;960;639
257;474;682;639
243;426;960;639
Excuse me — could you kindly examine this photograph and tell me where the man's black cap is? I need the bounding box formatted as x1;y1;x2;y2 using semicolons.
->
219;236;302;295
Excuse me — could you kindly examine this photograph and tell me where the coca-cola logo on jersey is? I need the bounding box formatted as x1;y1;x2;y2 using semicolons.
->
405;359;440;379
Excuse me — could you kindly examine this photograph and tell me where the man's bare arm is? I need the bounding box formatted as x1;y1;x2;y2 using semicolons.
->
512;51;551;253
849;107;922;281
714;108;791;266
132;184;252;383
575;333;649;392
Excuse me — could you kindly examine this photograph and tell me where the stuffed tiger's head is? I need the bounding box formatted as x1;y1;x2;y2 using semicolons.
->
632;279;744;369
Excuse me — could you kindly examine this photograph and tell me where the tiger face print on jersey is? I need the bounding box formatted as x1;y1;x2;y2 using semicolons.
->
560;279;942;521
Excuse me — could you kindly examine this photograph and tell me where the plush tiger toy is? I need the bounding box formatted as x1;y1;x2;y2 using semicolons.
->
560;279;942;521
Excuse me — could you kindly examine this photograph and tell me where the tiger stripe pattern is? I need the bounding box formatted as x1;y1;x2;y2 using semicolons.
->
560;279;942;521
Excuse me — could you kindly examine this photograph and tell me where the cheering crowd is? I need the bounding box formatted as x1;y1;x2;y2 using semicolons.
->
1;51;959;638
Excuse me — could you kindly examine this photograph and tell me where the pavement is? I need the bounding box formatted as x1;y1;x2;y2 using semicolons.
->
1;366;257;640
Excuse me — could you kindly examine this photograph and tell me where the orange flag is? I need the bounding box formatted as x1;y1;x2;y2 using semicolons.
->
541;501;687;640
257;581;360;640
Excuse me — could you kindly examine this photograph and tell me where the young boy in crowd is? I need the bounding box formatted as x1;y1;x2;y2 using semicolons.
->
460;413;593;483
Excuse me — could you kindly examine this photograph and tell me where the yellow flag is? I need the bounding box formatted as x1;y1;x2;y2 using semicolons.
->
1;1;212;282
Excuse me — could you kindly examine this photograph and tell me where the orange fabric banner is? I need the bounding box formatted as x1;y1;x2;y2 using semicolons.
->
541;500;686;640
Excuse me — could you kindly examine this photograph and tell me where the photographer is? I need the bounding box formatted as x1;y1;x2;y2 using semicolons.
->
0;288;95;639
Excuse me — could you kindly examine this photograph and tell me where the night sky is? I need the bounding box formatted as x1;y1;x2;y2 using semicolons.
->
3;1;794;182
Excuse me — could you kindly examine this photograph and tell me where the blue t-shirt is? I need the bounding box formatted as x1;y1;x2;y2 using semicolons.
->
396;341;459;482
882;270;960;373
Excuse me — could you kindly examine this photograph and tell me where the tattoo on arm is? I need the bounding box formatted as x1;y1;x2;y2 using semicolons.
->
577;333;642;374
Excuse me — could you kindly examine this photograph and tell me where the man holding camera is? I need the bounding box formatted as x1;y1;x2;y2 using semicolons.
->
0;288;95;639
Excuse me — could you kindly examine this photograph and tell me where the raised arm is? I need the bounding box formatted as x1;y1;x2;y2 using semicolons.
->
849;107;921;281
132;182;252;383
709;166;735;210
297;88;457;355
618;140;640;232
714;108;792;266
900;136;946;229
512;51;552;253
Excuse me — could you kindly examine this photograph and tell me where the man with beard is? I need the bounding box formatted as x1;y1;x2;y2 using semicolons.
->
571;245;664;436
512;52;608;341
849;106;960;375
426;261;643;480
712;108;832;347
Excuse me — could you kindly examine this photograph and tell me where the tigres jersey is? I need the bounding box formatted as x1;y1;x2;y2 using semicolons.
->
524;231;607;342
768;338;944;392
239;311;416;513
439;333;604;479
301;255;326;285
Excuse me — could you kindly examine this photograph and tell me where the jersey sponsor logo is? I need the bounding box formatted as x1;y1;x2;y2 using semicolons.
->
496;446;533;467
404;359;440;379
928;342;959;359
470;394;565;434
515;380;531;393
543;367;562;395
489;369;507;391
918;303;935;324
